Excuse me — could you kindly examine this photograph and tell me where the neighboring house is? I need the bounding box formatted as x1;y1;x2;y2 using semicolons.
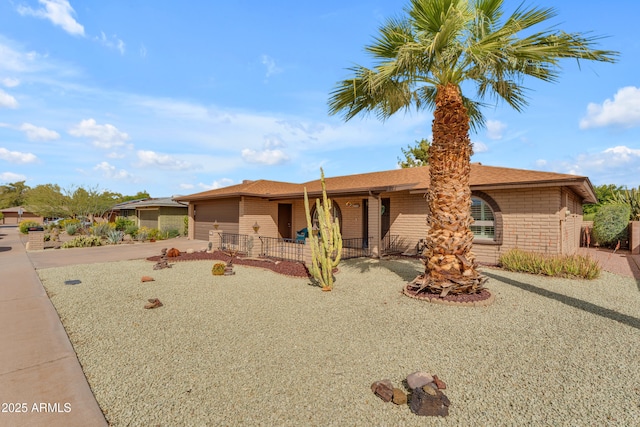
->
0;206;42;225
111;197;188;231
174;164;597;265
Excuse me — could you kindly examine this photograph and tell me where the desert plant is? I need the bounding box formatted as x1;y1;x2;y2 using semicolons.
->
162;228;181;239
607;187;640;220
499;249;600;279
212;262;226;276
65;223;80;236
136;227;149;242
303;168;342;291
114;217;136;231
183;215;189;236
125;224;139;238
147;227;161;241
19;220;40;234
106;229;124;244
62;235;102;248
90;222;112;237
592;204;631;248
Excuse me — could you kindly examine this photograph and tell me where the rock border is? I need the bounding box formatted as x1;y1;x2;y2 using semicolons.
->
402;286;495;307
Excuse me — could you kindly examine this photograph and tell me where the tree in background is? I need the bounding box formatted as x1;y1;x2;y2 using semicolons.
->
398;139;431;168
329;0;617;297
24;184;70;218
118;191;150;203
583;184;624;217
0;181;30;209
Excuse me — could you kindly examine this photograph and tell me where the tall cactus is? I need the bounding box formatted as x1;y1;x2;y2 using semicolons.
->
304;168;342;291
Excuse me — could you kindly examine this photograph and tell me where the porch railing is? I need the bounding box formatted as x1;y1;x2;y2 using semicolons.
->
219;232;249;254
381;234;401;254
259;236;304;262
342;236;372;259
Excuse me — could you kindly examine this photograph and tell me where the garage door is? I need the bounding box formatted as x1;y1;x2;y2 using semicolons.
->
194;198;240;240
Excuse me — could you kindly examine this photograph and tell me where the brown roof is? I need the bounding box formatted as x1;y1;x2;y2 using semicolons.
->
174;164;597;204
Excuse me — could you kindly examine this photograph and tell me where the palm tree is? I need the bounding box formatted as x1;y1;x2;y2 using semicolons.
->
328;0;617;297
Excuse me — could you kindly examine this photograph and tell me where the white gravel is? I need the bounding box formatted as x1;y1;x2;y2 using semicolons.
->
37;257;640;426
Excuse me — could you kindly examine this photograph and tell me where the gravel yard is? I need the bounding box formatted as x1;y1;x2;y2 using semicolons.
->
38;257;640;426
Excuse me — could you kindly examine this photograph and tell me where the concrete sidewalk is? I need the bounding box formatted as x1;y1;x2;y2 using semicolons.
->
0;225;209;426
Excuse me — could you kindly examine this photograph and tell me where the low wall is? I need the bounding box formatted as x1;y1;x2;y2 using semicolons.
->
631;221;640;255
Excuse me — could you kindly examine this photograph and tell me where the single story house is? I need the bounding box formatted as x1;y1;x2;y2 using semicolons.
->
0;206;42;225
111;197;188;232
174;164;596;265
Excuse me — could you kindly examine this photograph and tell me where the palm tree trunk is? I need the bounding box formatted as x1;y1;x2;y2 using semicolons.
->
407;83;486;296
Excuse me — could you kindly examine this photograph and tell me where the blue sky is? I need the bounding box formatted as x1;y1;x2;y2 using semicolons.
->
1;0;639;197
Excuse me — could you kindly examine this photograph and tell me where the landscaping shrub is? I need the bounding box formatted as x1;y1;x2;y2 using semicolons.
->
147;227;161;241
65;223;80;236
125;224;139;239
62;235;102;248
91;222;113;237
137;226;150;242
106;229;124;244
212;262;226;275
19;220;40;234
183;215;189;236
592;204;631;248
114;217;136;231
499;249;600;279
162;228;181;239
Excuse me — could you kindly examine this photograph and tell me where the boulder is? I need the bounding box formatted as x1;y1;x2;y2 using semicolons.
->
166;248;180;257
409;386;450;417
406;371;433;389
371;380;394;403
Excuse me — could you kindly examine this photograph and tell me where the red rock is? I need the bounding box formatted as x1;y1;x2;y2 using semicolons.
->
433;375;447;390
371;380;394;402
167;248;180;257
141;276;155;282
144;298;163;309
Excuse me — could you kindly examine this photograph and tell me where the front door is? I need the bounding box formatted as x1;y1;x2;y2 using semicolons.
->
381;198;390;239
278;204;292;239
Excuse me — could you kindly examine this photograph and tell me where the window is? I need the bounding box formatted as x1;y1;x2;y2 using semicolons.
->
471;197;495;239
310;204;342;232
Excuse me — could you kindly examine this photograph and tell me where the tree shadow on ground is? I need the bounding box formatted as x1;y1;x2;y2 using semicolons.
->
0;246;10;253
484;271;640;331
345;257;422;282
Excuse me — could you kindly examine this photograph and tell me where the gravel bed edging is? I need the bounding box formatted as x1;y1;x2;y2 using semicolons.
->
402;287;496;307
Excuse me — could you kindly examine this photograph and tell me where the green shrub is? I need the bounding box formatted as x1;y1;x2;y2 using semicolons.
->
592;204;631;248
65;223;80;236
137;226;149;242
212;262;226;275
62;235;102;248
125;224;139;238
499;249;600;279
19;220;40;234
114;217;136;231
147;227;161;240
162;228;181;239
91;222;112;237
183;216;189;236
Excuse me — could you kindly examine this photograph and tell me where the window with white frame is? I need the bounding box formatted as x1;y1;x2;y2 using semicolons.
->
471;197;495;239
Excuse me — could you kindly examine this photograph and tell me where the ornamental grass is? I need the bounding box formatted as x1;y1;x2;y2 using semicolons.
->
498;249;601;280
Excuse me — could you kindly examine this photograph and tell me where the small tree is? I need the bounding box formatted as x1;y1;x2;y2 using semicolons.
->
398;139;431;168
303;168;342;291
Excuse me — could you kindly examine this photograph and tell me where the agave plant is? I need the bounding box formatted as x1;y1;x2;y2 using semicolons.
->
106;229;124;244
607;187;640;220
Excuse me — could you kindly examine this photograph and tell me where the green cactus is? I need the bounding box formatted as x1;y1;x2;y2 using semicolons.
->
304;168;342;291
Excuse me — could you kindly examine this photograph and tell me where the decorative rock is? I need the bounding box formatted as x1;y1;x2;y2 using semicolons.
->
407;371;433;389
371;380;394;403
410;386;450;417
153;248;172;270
433;374;447;390
166;248;180;257
186;248;195;254
141;276;155;282
144;298;163;309
392;388;407;405
422;384;437;396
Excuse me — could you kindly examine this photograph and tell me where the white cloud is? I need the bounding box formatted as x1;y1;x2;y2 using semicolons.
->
551;145;640;187
94;161;132;179
0;147;37;163
580;86;640;129
96;32;125;55
0;89;18;108
140;43;147;59
20;123;60;141
136;150;191;170
17;0;85;36
2;77;20;87
535;159;547;167
68;119;130;149
471;141;488;153
261;54;283;78
197;178;235;190
485;120;506;140
241;148;289;165
0;171;27;182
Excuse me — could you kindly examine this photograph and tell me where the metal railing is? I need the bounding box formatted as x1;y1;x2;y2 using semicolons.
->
259;236;304;262
381;234;401;254
219;232;249;254
342;236;372;259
